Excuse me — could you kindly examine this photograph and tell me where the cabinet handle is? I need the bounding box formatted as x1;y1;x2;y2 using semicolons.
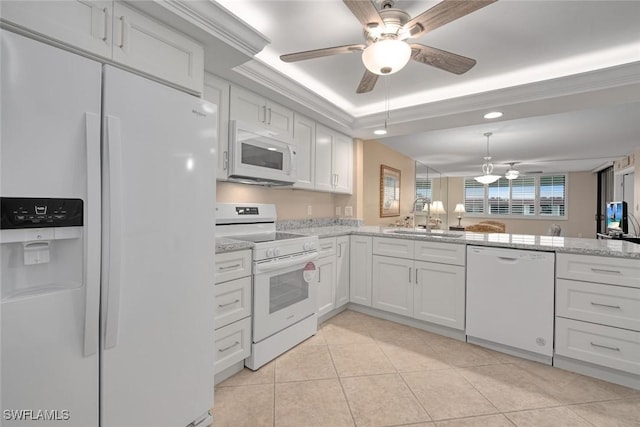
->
118;16;128;49
219;263;241;271
218;341;240;352
590;342;620;352
408;267;412;283
415;268;418;284
218;299;240;308
267;108;272;125
223;151;228;171
590;268;622;275
590;301;621;309
338;243;342;258
102;8;109;41
261;105;267;123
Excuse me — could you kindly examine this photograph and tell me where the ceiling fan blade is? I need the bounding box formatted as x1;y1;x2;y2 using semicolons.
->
356;69;378;94
280;44;366;62
410;43;476;74
343;0;385;29
404;0;497;39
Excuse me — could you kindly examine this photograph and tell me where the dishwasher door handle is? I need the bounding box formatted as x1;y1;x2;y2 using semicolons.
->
497;256;518;263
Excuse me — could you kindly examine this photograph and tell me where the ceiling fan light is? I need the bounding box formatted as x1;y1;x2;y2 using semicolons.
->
505;169;520;180
362;39;412;75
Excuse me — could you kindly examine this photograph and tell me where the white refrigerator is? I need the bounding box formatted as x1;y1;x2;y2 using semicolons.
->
1;29;216;427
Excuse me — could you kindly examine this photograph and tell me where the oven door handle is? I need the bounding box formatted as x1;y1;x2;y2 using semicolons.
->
254;252;318;273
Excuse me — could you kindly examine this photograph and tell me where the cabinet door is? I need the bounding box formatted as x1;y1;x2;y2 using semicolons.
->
1;0;113;58
266;101;294;140
350;236;372;306
372;255;414;317
316;255;337;317
112;2;204;93
314;124;335;192
333;132;353;194
204;73;231;180
335;236;350;308
414;261;465;330
229;85;266;126
293;114;315;189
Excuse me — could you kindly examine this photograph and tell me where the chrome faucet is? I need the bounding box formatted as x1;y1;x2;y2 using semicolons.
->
411;197;431;231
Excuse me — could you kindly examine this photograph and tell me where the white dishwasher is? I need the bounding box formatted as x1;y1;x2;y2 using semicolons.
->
466;246;555;363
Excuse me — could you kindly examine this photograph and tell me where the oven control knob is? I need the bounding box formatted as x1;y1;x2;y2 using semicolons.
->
266;248;274;257
303;241;313;251
274;248;281;256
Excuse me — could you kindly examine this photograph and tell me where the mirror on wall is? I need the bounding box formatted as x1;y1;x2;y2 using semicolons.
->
415;161;449;229
380;164;401;217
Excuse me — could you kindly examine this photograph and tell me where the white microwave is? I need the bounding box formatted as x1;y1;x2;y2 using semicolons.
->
228;120;297;185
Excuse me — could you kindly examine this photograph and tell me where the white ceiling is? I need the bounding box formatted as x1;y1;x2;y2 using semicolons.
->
217;0;640;176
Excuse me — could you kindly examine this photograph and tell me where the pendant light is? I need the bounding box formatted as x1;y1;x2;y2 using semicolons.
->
474;132;500;184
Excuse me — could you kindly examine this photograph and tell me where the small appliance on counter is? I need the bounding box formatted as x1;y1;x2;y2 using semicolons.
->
216;203;319;370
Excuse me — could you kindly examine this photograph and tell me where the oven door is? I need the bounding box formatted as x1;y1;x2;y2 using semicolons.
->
229;120;296;184
253;252;317;342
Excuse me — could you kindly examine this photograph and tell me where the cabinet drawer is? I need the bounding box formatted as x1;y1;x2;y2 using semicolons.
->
318;237;336;257
414;241;465;266
557;279;640;332
555;317;640;375
556;254;640;288
215;250;252;284
214;317;251;373
373;237;414;258
214;276;252;330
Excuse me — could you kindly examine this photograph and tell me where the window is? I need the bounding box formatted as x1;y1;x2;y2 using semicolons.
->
415;176;432;211
463;174;566;218
464;178;485;214
540;175;566;216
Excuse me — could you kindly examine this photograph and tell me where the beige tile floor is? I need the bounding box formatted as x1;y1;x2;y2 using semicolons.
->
212;310;640;427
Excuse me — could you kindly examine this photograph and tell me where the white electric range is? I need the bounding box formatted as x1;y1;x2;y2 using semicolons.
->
215;203;319;370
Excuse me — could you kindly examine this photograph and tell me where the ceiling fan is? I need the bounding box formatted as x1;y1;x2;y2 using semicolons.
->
280;0;496;93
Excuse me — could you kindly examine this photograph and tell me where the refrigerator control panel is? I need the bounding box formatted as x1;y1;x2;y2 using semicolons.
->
1;197;83;229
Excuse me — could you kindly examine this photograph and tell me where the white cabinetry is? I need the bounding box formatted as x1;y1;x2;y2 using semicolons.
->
371;237;466;330
203;73;231;180
315;124;353;194
350;236;373;306
555;253;640;387
1;1;204;93
229;86;294;140
316;238;337;316
214;250;252;379
293;114;315;189
335;236;350;308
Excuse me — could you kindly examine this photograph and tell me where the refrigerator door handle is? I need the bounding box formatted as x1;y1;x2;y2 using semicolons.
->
83;112;102;357
103;115;124;349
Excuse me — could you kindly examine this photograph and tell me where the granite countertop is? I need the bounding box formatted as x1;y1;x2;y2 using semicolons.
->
216;225;640;259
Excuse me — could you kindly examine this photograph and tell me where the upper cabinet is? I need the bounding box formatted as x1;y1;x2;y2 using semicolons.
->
229;86;294;141
315;124;353;194
1;0;204;93
203;73;231;181
293;114;315;190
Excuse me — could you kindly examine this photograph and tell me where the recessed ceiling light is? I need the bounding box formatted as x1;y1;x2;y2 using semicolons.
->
483;111;503;119
373;129;387;136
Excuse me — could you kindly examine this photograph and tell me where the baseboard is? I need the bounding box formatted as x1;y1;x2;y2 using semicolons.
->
554;355;640;390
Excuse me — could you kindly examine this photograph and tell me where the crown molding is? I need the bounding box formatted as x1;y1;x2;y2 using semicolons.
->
233;59;355;132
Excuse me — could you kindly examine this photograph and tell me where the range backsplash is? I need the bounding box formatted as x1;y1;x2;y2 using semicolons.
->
276;218;363;230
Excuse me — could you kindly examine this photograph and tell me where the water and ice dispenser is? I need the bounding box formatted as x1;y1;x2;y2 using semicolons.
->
1;197;84;300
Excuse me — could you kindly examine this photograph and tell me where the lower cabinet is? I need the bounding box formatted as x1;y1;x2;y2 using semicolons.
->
350;235;373;306
335;236;350;308
214;249;252;375
316;252;337;317
370;237;466;331
414;261;465;330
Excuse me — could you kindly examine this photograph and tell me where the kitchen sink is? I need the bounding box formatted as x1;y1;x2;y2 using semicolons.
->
386;229;464;238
